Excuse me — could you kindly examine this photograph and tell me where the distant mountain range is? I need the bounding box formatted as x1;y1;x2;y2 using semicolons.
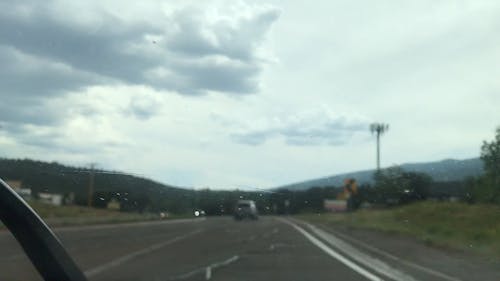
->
274;158;484;191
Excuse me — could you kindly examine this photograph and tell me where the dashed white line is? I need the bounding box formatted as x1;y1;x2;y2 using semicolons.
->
84;229;203;278
262;227;279;239
169;255;239;280
205;266;212;280
268;243;292;251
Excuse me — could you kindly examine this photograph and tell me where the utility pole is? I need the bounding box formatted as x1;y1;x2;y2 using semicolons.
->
370;123;389;171
87;163;96;207
376;131;380;170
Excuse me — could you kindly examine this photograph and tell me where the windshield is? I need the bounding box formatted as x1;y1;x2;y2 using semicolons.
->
1;1;500;281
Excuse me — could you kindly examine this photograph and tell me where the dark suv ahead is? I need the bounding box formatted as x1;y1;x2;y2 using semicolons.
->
234;200;258;220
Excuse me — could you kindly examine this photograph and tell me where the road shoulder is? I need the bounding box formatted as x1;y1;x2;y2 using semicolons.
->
296;217;500;281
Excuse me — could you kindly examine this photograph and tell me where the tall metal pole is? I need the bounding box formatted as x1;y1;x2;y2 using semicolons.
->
370;123;388;172
87;163;95;207
376;131;381;171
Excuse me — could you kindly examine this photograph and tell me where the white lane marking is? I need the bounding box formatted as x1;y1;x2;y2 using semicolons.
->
278;218;383;281
84;229;203;278
304;222;419;281
0;253;25;262
205;266;212;280
55;217;206;232
205;255;239;280
268;243;292;251
310;222;463;281
0;218;206;236
262;227;279;238
169;255;239;280
0;220;204;260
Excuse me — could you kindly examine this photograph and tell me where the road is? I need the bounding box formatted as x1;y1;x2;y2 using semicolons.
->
0;216;499;281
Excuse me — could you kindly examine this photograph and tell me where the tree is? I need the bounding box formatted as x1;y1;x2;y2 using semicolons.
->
373;166;408;205
400;171;432;203
481;127;500;187
373;167;432;206
370;123;389;171
467;176;498;204
465;127;500;204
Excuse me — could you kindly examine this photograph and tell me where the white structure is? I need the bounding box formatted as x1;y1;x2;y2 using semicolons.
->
324;199;347;212
16;188;32;200
38;192;64;206
5;180;32;200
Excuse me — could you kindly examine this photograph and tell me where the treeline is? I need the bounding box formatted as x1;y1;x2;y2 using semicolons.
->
0;158;328;215
350;126;500;209
199;125;499;213
2;126;498;215
0;158;464;215
274;169;435;213
0;159;194;213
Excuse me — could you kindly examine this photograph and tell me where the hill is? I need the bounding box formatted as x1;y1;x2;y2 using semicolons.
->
0;158;288;216
275;158;483;191
0;158;195;213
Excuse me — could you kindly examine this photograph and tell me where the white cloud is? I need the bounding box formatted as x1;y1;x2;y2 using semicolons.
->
228;107;370;146
2;0;500;189
0;0;279;97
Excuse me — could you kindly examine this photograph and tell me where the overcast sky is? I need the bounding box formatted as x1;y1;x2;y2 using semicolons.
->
1;0;500;189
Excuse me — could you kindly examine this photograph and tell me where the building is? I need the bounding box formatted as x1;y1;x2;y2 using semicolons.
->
5;180;32;200
38;192;64;206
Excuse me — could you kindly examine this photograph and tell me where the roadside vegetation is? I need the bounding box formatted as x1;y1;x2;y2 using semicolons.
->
465;127;500;204
0;201;185;230
299;201;500;257
299;126;500;257
340;126;500;211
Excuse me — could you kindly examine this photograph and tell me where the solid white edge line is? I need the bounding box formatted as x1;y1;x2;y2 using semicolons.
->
84;228;203;278
304;220;463;281
278;218;383;281
304;222;418;281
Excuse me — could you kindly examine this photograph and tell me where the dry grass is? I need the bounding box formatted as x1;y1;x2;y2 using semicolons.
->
0;201;188;228
298;201;500;257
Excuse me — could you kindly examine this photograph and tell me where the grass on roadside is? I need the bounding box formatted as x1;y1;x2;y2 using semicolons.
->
0;200;190;229
298;201;500;257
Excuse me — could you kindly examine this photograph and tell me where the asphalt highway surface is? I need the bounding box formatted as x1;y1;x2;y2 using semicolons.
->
0;216;499;281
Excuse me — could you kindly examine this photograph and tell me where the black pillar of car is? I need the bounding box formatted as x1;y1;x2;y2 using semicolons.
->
0;179;87;281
